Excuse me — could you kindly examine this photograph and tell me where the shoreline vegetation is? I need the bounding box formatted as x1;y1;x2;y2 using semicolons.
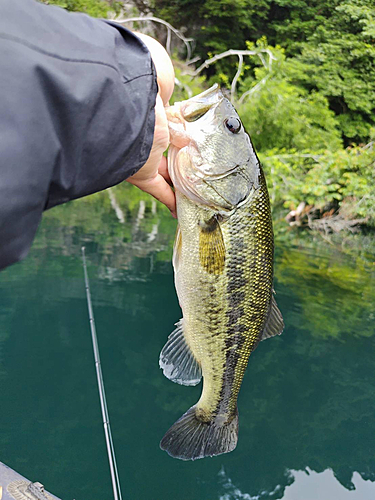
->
9;183;374;345
42;0;375;233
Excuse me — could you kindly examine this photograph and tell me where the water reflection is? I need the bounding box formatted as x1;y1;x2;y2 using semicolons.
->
283;468;375;500
218;466;284;499
218;467;375;500
0;184;374;500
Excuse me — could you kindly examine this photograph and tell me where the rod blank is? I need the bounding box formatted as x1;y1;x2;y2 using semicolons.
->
82;247;122;500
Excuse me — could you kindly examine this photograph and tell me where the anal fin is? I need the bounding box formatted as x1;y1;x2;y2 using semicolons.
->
261;295;284;341
159;320;202;386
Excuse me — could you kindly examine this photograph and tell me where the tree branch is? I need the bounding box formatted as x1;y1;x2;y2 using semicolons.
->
230;54;243;103
116;17;278;102
190;48;276;77
238;73;271;104
186;48;276;101
115;16;194;62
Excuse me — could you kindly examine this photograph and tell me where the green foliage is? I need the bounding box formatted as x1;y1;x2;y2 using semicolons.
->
288;2;375;143
40;0;375;230
40;0;122;17
150;0;375;145
151;0;270;59
261;144;375;224
238;52;342;152
233;47;375;225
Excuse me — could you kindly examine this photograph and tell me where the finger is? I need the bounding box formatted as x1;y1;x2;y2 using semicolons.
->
128;173;177;218
158;155;173;186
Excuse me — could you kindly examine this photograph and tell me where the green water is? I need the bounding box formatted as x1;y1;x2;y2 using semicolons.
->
1;185;374;500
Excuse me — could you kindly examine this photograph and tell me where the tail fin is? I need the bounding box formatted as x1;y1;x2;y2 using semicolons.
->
160;405;238;461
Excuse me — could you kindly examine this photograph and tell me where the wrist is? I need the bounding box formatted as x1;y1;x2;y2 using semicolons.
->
133;32;174;105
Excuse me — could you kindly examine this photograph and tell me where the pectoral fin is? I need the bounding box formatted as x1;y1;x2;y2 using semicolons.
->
261;295;284;340
199;216;225;274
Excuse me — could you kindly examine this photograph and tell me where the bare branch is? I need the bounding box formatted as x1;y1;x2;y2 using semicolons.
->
107;188;125;223
184;48;276;102
230;54;243;103
166;25;172;55
185;56;201;66
238;73;271;104
310;214;368;233
116;17;278;102
174;77;193;98
116;16;194;62
258;53;266;68
190;48;276;77
264;153;324;161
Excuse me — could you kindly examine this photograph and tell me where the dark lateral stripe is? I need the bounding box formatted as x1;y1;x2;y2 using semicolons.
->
214;173;274;418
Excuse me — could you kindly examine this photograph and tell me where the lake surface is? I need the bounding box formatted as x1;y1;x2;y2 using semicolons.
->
0;184;374;500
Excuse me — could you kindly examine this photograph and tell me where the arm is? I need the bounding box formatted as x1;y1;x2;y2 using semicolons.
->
0;0;174;270
126;32;176;218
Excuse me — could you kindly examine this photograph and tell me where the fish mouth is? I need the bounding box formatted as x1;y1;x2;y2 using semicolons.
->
165;84;224;149
192;83;221;100
181;84;223;122
166;84;223;125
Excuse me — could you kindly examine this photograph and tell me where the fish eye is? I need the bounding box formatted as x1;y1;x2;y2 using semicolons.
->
224;117;241;134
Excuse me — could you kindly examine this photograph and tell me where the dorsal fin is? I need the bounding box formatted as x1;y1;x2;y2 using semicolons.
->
159;320;202;386
261;295;284;341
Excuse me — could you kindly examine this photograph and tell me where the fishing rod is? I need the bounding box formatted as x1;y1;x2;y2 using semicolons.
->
81;247;123;500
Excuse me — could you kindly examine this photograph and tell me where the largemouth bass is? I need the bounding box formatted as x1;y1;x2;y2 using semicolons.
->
159;84;283;460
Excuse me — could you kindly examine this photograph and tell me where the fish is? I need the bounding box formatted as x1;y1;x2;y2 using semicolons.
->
159;84;284;461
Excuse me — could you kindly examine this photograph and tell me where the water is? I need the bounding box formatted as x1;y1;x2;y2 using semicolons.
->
0;184;374;500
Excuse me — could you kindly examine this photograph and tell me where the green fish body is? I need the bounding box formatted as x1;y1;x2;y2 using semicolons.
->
160;85;283;460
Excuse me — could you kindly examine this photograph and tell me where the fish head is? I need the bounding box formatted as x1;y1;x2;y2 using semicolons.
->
166;84;260;211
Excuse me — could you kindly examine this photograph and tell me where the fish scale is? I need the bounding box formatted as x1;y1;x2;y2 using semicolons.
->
220;172;273;418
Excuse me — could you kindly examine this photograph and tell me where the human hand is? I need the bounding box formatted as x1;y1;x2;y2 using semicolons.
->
127;33;176;218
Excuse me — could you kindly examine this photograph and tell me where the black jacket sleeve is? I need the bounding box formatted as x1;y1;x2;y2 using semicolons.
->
0;0;158;270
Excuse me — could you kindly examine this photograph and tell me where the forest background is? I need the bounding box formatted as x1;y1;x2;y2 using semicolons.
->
43;0;375;231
